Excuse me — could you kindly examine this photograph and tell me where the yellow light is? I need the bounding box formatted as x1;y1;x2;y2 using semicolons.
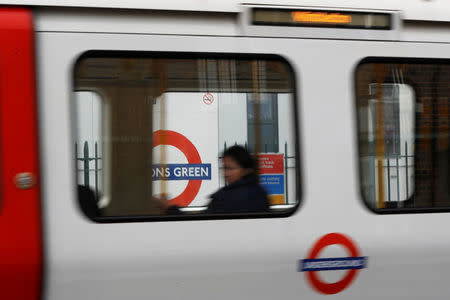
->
291;11;352;24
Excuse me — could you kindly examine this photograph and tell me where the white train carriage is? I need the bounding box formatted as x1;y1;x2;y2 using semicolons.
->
0;1;449;299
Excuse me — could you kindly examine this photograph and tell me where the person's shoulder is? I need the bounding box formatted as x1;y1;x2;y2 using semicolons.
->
210;185;227;200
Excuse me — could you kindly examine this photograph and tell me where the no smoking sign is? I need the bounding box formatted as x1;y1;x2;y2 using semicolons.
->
202;93;214;105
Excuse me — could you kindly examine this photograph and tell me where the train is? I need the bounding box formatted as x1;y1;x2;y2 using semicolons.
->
0;0;449;299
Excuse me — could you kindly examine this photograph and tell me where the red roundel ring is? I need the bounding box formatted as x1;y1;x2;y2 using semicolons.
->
305;233;361;295
153;130;202;207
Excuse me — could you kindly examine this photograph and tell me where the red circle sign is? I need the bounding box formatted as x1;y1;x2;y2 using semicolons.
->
305;233;361;295
153;130;202;207
202;93;214;105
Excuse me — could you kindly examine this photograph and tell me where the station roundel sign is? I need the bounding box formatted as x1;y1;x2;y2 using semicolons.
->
300;233;367;295
152;130;202;207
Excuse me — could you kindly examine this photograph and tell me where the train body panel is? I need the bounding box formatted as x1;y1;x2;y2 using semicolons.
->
0;2;449;299
3;0;450;21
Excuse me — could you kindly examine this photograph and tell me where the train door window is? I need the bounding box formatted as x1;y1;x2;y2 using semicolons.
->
73;52;299;221
356;59;450;212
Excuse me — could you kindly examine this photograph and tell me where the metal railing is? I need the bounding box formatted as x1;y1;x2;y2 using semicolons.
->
362;141;414;207
75;140;296;205
75;141;102;196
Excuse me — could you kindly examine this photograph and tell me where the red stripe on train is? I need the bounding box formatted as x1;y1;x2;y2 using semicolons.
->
0;8;42;300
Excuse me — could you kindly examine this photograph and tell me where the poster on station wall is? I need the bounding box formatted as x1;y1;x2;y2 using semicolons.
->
152;92;219;207
258;154;285;205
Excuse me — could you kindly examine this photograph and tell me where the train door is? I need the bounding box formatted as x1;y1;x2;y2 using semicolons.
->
0;8;42;300
37;10;304;300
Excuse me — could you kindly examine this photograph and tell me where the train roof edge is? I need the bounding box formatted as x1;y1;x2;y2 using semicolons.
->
2;0;450;22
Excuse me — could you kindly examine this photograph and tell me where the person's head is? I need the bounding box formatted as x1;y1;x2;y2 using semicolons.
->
222;145;256;184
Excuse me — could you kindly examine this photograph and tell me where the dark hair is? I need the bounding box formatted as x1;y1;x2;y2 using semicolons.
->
223;145;256;171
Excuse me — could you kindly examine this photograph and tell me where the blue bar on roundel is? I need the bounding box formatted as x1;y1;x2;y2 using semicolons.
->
299;257;368;272
152;164;212;180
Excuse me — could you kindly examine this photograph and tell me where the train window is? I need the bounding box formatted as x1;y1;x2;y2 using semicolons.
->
73;52;299;221
356;59;450;212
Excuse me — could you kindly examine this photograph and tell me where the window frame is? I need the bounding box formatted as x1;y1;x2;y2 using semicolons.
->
72;50;302;223
355;56;450;214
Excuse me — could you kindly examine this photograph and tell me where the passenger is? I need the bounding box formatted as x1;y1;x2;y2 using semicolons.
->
207;145;270;213
155;145;270;214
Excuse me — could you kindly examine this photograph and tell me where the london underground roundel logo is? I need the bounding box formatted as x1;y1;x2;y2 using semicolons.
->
152;130;211;207
299;233;367;295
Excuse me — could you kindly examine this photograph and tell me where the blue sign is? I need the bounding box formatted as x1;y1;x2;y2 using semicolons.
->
260;174;284;195
152;164;211;180
300;257;367;272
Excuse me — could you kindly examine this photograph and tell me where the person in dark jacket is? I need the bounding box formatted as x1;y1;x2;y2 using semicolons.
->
207;145;270;214
156;145;270;214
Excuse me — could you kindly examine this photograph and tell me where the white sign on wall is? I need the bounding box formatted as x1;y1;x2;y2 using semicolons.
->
152;92;219;207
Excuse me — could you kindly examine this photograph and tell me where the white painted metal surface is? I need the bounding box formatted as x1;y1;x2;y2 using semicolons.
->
23;1;450;299
32;7;450;44
37;27;450;300
4;0;450;22
33;8;238;36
